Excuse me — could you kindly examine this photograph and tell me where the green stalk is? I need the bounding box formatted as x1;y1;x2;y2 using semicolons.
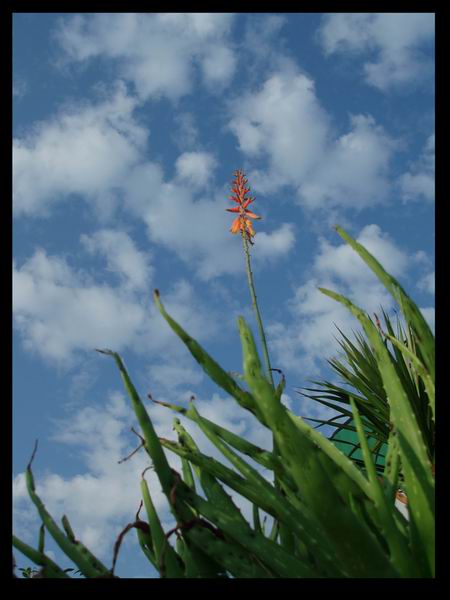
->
241;230;274;388
240;228;289;544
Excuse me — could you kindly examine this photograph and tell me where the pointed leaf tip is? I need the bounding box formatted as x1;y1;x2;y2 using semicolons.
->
27;439;39;471
95;348;114;356
153;289;163;309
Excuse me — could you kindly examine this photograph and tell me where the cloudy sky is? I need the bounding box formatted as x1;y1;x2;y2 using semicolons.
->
13;12;435;578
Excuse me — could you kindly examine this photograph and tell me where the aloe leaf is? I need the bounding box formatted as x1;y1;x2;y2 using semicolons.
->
176;535;229;578
12;535;72;578
153;399;278;473
173;419;255;530
350;398;414;576
161;463;319;578
181;456;196;492
99;350;231;576
172;421;244;578
318;290;432;464
59;514;115;577
24;444;112;578
159;432;341;576
145;456;267;577
319;287;434;577
37;524;45;554
135;526;158;570
97;349;177;499
396;430;435;576
383;311;418;390
286;410;372;496
252;504;263;534
382;331;435;423
274;370;286;401
238;316;399;577
153;291;265;424
334;226;434;382
171;420;308;576
166;406;304;535
301;304;433;479
100;348;309;578
183;399;344;573
380;428;409;538
383;427;401;500
140;475;185;578
187;504;307;577
99;351;264;578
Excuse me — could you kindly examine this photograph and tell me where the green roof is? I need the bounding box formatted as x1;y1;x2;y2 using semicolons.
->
330;417;387;471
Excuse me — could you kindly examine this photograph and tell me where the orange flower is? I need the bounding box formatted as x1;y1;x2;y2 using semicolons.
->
226;169;261;242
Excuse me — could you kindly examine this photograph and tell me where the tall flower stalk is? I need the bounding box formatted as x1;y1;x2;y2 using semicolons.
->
227;170;286;542
226;169;274;388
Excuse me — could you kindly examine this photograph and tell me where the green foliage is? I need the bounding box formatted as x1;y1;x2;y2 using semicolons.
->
300;310;434;471
13;227;434;578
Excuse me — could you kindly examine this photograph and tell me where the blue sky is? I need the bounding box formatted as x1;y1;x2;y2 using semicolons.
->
13;12;435;578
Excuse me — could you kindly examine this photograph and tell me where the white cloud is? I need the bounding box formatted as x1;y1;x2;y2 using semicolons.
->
420;307;435;333
175;151;217;189
267;225;410;377
172;112;199;150
68;359;99;404
242;14;288;64
253;223;296;263
141;181;240;280
13;82;146;218
200;44;236;90
156;13;233;38
399;134;435;203
55;13;236;101
228;70;396;211
13;77;28;99
121;162;164;217
13;250;148;364
81;229;153;292
318;13;435;91
13;248;215;365
417;271;435;296
314;224;408;283
412;250;431;266
147;360;204;395
298;115;396;210
229;70;330;185
400;172;435;203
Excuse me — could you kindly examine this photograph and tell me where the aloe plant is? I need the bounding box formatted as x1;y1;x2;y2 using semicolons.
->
301;280;434;470
300;310;434;472
299;229;434;490
13;226;434;578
